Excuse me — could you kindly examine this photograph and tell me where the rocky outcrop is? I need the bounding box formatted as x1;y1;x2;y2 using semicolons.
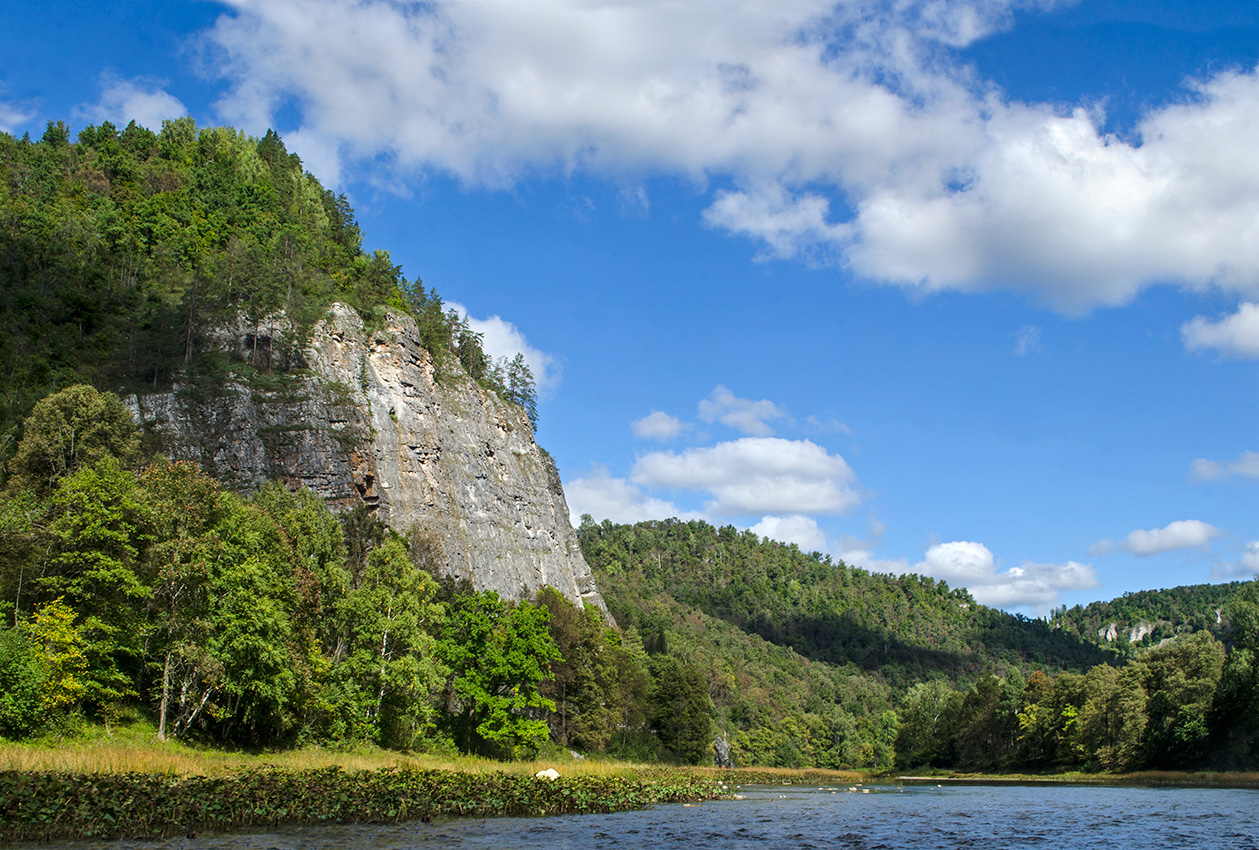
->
1098;622;1119;642
128;303;607;614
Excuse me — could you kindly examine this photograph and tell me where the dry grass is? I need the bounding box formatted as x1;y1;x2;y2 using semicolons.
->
0;724;662;779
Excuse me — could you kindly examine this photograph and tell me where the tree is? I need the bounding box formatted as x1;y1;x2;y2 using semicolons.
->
503;353;538;430
8;385;139;495
334;534;446;748
43;457;148;718
23;598;87;715
896;679;958;768
1138;631;1226;768
648;655;715;764
0;626;47;737
536;586;631;751
439;591;559;758
139;458;224;740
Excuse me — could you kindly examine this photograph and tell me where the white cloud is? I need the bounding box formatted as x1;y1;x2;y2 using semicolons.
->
445;301;559;393
1192;450;1259;482
750;515;828;552
203;1;1259;311
0;83;35;133
1119;519;1222;556
805;415;852;436
1012;324;1042;356
632;410;686;441
564;465;696;526
80;74;187;131
632;436;860;517
1182;302;1259;358
698;385;787;437
907;540;1099;611
1214;540;1259;580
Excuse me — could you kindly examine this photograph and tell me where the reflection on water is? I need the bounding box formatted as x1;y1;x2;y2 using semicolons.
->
35;783;1259;850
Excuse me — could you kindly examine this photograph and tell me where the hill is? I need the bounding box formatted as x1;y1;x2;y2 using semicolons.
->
1048;582;1247;653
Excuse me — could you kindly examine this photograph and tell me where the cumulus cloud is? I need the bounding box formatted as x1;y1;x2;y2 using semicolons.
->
0;83;35;133
564;465;696;525
445;302;559;393
1114;519;1222;556
79;74;187;130
1182;302;1259;358
1192;450;1259;482
632;411;686;441
909;540;1099;611
698;386;787;436
750;515;828;552
1214;541;1259;580
202;0;1259;311
632;436;860;517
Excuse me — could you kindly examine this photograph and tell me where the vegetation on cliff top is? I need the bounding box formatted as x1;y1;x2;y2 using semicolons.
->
0;117;536;461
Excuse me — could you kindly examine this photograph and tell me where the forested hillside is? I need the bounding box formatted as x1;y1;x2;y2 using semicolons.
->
580;518;1259;771
1049;582;1245;654
580;517;1118;685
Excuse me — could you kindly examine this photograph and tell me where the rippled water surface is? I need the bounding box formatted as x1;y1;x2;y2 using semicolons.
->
41;783;1259;850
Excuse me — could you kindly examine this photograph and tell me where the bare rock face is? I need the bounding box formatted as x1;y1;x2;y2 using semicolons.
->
128;303;607;614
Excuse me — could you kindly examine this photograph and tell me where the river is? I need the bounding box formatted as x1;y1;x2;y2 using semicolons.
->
35;782;1259;849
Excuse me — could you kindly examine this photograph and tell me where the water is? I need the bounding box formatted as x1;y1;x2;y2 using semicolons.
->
36;782;1259;850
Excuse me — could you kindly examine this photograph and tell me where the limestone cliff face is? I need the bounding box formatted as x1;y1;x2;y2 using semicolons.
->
128;303;606;614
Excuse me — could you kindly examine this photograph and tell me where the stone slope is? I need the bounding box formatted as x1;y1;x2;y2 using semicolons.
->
129;303;607;613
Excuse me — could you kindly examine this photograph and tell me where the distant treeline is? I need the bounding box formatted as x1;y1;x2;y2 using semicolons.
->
1048;582;1246;654
580;518;1259;771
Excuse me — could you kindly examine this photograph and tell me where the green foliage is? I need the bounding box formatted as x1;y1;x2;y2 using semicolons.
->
7;385;140;495
24;598;87;714
0;626;47;737
438;591;560;759
0;767;729;842
536;587;643;752
648;655;715;764
332;534;446;748
1136;630;1225;767
0;119;537;449
1049;582;1247;655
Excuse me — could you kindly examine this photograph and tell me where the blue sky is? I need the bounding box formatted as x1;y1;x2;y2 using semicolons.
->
3;0;1257;614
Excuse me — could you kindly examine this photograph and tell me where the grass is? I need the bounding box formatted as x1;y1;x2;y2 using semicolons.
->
0;716;683;779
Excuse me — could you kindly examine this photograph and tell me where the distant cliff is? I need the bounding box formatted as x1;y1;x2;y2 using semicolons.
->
128;302;607;614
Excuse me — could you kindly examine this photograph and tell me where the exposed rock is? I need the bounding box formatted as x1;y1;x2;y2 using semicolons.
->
1128;621;1155;643
128;303;607;615
1098;622;1119;642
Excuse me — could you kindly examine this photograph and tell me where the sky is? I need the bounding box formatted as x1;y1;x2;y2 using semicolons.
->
3;0;1257;615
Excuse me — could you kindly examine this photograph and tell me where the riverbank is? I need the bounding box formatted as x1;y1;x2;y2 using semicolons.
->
894;770;1259;789
0;766;734;842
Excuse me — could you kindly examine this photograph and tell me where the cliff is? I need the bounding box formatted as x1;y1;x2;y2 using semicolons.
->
128;303;607;614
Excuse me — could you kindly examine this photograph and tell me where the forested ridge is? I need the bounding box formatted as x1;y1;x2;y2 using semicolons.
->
1;119;1256;773
1048;582;1246;655
580;518;1259;771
